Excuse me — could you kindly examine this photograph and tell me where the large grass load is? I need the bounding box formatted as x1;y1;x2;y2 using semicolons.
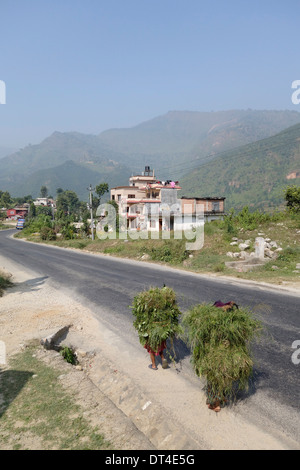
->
131;286;182;354
183;303;262;410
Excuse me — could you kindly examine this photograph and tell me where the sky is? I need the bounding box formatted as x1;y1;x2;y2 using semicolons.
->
1;0;300;148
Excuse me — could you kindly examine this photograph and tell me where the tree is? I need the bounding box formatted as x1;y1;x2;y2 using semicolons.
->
40;186;48;198
95;183;109;202
14;195;33;205
56;190;80;216
0;191;12;207
285;185;300;213
36;205;52;217
29;202;36;218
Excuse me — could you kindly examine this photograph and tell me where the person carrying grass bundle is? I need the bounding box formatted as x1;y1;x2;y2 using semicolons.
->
131;286;182;370
183;302;262;412
144;340;168;370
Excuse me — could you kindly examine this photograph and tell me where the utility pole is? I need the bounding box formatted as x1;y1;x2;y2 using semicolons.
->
87;184;95;240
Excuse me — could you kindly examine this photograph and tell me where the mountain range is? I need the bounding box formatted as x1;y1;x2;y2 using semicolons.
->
0;109;300;207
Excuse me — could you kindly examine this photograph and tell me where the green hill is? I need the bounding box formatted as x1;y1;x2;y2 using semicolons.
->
16;160;129;201
179;123;300;212
0;131;130;198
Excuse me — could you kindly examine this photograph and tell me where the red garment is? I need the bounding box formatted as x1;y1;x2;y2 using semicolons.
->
144;341;166;356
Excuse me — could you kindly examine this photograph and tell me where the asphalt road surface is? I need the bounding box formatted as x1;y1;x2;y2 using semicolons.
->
1;230;299;444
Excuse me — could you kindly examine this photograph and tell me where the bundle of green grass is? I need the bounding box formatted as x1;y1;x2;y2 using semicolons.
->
131;286;182;353
183;303;262;408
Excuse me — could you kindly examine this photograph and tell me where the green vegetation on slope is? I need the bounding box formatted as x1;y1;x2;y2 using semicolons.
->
180;123;300;212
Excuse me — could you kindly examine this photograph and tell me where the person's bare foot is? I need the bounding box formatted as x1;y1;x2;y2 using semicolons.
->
208;404;221;412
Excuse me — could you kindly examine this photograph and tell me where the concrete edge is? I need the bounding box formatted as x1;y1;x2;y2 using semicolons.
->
39;328;206;450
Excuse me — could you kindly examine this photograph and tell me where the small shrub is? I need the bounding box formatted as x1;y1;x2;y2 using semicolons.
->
40;226;56;241
147;240;188;264
0;273;13;296
61;225;76;240
213;263;225;273
104;244;124;254
284;185;300;213
60;346;78;365
277;245;300;263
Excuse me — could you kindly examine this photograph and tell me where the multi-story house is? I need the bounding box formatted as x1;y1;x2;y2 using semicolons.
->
110;166;225;232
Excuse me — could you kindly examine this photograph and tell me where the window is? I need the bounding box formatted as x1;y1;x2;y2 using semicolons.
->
128;194;136;198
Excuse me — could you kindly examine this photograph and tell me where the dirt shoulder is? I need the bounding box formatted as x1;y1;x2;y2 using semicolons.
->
0;255;155;450
0;253;299;450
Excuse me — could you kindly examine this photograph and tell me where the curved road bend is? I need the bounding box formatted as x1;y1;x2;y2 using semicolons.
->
0;230;299;444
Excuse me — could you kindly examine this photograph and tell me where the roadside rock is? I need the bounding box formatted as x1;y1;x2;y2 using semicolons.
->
265;248;278;259
227;235;281;262
239;243;250;251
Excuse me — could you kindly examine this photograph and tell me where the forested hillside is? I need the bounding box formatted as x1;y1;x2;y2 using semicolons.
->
179;123;300;211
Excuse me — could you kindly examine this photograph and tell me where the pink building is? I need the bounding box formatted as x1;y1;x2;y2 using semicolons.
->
110;166;225;231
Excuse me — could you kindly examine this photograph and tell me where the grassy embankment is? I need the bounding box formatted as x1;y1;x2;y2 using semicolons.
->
0;342;111;450
14;209;300;285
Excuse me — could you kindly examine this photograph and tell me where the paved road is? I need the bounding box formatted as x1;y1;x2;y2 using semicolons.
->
1;230;300;443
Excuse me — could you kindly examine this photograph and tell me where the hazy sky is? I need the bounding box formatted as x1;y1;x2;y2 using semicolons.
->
1;0;300;148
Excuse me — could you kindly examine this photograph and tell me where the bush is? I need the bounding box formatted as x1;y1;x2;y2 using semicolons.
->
221;206;285;233
285;185;300;213
60;346;78;365
24;214;52;234
146;240;188;264
40;226;56;241
0;273;13;296
131;286;183;353
183;303;262;405
277;245;300;263
61;225;76;240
